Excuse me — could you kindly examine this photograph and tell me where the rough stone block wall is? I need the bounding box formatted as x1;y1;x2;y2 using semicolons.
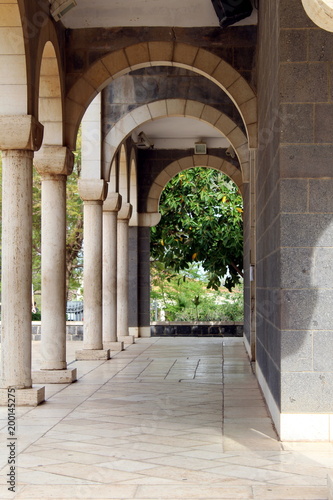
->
257;0;333;416
279;0;333;413
256;0;282;408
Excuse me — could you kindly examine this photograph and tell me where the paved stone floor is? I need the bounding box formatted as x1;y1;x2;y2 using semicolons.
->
0;337;332;499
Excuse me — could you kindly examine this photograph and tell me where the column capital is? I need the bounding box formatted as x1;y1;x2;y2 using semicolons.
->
137;212;161;227
103;193;122;213
118;203;133;221
34;146;74;176
78;179;108;202
0;115;43;151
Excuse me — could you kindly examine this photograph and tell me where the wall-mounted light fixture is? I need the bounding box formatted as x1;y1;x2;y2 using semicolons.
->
136;131;154;150
50;0;77;21
226;145;236;158
194;141;207;155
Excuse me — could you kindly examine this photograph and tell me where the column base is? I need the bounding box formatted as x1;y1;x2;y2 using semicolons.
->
0;387;45;406
328;474;333;500
32;368;77;384
129;327;139;338
39;361;67;370
76;349;110;360
139;326;151;338
118;335;135;345
103;341;124;352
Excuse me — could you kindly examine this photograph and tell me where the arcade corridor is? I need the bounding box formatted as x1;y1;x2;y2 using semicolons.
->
0;337;332;499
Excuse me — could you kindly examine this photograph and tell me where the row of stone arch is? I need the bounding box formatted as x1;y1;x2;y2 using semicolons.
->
0;2;257;160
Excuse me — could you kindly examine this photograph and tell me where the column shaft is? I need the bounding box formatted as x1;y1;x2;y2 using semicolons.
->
40;175;67;370
117;218;130;337
103;210;118;343
83;201;103;350
1;150;33;388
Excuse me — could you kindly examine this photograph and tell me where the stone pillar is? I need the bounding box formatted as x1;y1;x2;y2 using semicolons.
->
102;191;123;351
0;115;45;406
76;179;110;360
117;203;134;345
136;213;161;338
32;146;77;384
128;225;139;338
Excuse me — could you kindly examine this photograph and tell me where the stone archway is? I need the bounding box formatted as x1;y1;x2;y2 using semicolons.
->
64;42;257;150
103;99;249;183
146;155;243;213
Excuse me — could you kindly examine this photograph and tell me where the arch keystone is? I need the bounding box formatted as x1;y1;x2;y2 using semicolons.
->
167;99;186;116
148;100;167;119
193;154;209;166
148;41;173;64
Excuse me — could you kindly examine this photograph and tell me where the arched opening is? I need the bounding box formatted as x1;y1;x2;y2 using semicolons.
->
150;166;244;331
65;43;257;151
103;99;249;184
38;41;63;145
0;0;27;115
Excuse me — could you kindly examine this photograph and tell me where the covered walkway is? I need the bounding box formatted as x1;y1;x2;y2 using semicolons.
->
0;338;331;499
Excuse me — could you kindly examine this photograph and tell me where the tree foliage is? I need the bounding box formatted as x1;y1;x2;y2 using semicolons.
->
151;262;244;322
150;168;243;291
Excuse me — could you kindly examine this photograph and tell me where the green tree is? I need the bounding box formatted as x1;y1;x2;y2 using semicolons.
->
151;168;243;291
150;262;243;322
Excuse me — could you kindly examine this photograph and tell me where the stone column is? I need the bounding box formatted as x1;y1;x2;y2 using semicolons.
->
137;213;161;338
76;179;110;360
0;115;45;406
32;146;77;384
117;203;134;345
102;191;123;351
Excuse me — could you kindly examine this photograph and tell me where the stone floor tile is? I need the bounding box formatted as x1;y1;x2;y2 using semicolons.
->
14;484;138;498
135;484;253;499
252;485;328;499
36;462;143;483
0;338;330;500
